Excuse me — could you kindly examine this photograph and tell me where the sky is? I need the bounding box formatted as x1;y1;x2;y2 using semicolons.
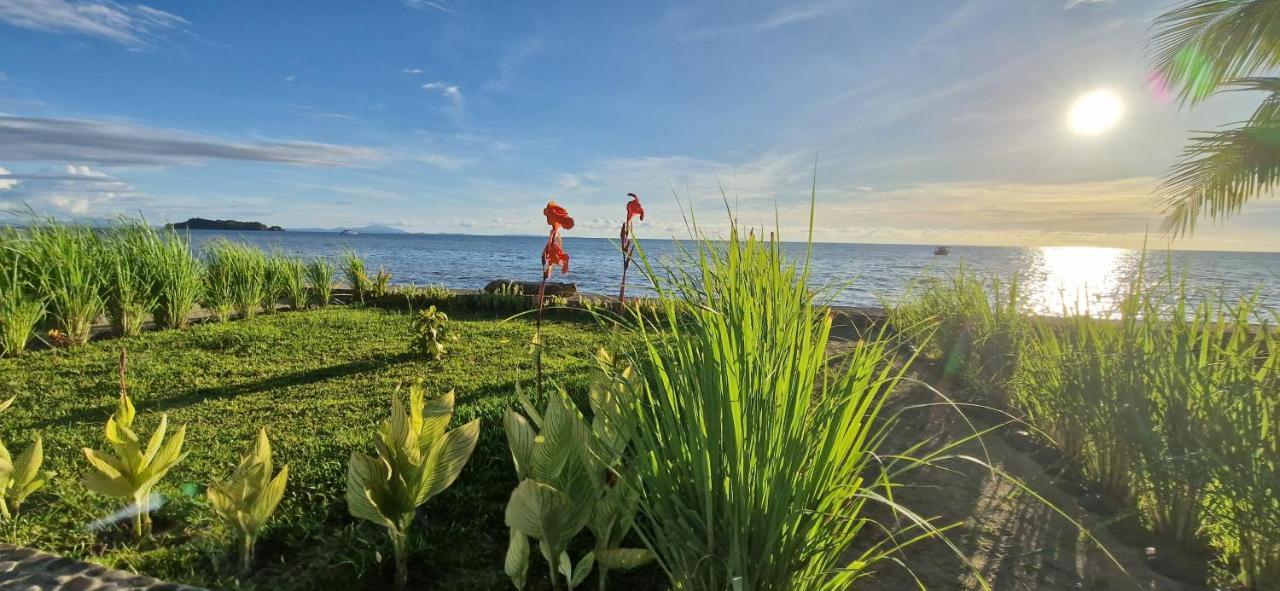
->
0;0;1276;251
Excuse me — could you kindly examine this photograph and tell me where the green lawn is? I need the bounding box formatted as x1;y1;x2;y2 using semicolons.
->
0;306;630;589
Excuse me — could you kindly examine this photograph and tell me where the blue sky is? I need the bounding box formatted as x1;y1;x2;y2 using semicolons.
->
0;0;1276;250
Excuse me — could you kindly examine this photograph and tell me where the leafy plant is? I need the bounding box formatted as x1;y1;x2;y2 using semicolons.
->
342;250;371;305
81;351;188;539
102;223;158;337
617;221;929;591
202;241;238;322
0;396;53;519
207;428;289;574
306;257;335;308
276;255;309;311
20;222;105;346
0;254;44;357
143;225;203;330
410;305;452;360
503;390;595;591
346;383;480;590
371;266;392;298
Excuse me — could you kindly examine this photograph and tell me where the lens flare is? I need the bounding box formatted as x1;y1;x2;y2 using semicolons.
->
1068;89;1123;135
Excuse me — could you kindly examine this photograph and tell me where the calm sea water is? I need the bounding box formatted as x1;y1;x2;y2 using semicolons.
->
184;230;1280;315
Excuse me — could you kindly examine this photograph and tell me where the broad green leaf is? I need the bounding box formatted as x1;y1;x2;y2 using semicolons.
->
570;552;595;588
423;420;479;500
250;464;288;530
504;410;536;480
420;390;455;446
504;528;529;590
505;479;589;549
595;548;654;571
141;414;168;466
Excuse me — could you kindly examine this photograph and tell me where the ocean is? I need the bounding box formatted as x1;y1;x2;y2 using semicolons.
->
183;230;1280;315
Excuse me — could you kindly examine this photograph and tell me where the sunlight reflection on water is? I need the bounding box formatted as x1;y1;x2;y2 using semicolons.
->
1023;246;1138;315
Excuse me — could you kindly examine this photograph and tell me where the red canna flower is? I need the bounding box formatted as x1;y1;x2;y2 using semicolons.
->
618;193;644;303
544;202;575;231
540;201;573;276
625;192;644;223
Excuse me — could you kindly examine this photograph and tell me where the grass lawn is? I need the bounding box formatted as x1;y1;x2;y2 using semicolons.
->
0;306;631;589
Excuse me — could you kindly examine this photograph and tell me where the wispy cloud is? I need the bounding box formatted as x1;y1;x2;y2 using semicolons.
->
422;81;462;101
483;36;543;92
0;115;383;166
401;0;455;14
0;0;186;46
675;1;850;40
401;68;424;75
0;163;141;216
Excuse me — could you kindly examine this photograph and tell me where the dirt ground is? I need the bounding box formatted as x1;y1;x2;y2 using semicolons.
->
845;359;1208;591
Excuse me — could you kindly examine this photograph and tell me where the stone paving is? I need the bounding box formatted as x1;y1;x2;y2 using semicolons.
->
0;545;204;591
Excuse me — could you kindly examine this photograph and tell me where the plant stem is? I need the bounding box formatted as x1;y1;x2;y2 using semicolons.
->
392;531;408;590
0;498;10;520
240;534;254;574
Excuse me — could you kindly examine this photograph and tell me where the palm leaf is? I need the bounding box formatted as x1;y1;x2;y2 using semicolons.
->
1150;0;1280;104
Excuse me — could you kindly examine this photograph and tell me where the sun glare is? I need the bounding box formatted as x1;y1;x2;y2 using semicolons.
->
1068;89;1123;135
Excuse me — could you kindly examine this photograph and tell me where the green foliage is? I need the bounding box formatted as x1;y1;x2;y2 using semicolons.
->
140;225;203;330
0;307;612;589
346;383;480;589
1147;1;1280;233
619;223;917;591
472;283;528;313
0;254;44;357
503;390;595;591
207;428;289;574
202;241;238;322
0;396;53;519
102;222;159;337
342;250;371;305
17;222;106;346
275;255;310;311
81;364;188;540
371;267;392;298
410;305;452;360
305;257;335;308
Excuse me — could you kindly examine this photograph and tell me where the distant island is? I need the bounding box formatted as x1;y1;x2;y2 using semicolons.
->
291;225;407;234
167;218;284;232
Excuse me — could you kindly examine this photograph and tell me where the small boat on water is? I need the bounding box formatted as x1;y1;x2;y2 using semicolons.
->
934;246;951;256
339;229;358;236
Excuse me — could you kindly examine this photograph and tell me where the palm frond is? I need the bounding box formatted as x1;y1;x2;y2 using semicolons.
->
1149;0;1280;104
1157;79;1280;235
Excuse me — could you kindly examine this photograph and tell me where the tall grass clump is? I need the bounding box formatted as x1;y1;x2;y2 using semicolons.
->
101;222;158;337
342;250;371;305
19;222;105;346
306;257;335;307
261;251;293;313
889;268;1025;384
202;240;238;322
275;254;309;311
141;225;202;330
619;221;922;590
203;240;267;319
0;252;44;357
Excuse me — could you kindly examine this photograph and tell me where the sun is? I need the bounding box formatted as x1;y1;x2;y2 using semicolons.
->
1068;89;1124;135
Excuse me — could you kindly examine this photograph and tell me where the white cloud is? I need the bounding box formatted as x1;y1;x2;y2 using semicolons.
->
413;153;470;169
401;68;424;75
1064;0;1112;8
422;81;462;101
0;166;16;190
64;163;108;177
0;115;383;166
0;0;186;46
674;1;851;40
401;0;454;14
283;74;296;83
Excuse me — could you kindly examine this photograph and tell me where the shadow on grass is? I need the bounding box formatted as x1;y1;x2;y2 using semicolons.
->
34;351;418;430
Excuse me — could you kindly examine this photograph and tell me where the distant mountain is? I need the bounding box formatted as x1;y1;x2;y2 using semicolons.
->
290;225;409;234
168;218;284;231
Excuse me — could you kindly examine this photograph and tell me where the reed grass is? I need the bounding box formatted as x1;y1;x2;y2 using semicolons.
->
306;257;336;307
202;239;239;322
140;225;203;330
275;254;309;311
102;222;158;336
342;250;370;304
0;250;44;357
619;221;930;591
17;221;105;346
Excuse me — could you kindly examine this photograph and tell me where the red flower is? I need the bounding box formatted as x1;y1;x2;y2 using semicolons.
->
543;236;570;274
544;202;575;231
541;201;572;276
625;193;644;223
